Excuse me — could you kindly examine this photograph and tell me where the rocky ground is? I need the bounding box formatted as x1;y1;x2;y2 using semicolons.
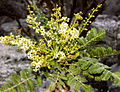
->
0;44;29;84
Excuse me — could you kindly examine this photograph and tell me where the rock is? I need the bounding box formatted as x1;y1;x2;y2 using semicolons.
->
0;18;27;36
0;0;27;36
103;0;120;16
112;64;120;73
110;87;120;92
92;15;120;49
92;15;119;32
0;16;13;25
0;44;30;85
0;16;14;36
1;21;19;34
0;0;27;19
106;64;120;92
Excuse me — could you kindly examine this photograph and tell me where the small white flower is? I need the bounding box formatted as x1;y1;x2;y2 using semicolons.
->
31;61;36;66
58;29;67;35
54;51;66;59
35;29;40;33
46;31;51;36
34;17;37;21
10;41;16;45
41;30;46;35
23;44;29;50
40;26;45;31
47;40;52;47
70;28;79;39
35;61;42;68
60;22;68;30
61;17;67;20
33;67;38;72
27;15;31;19
33;27;36;29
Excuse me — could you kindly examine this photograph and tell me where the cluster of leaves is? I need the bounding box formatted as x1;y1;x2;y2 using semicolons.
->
0;69;43;92
0;4;120;92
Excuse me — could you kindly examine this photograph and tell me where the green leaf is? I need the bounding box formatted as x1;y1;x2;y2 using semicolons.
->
99;29;106;39
95;76;102;81
26;80;35;92
17;84;27;92
67;76;76;87
78;37;86;46
82;84;93;92
73;81;81;92
81;61;91;70
49;60;56;66
95;70;111;81
59;76;67;80
57;82;63;89
59;79;66;88
82;70;89;76
101;70;111;81
72;67;81;75
79;57;98;70
113;49;119;54
81;51;90;57
107;47;112;54
59;71;67;80
10;74;26;92
69;64;76;70
35;76;43;87
81;77;88;83
89;46;120;58
20;69;35;92
10;74;21;84
112;72;120;86
0;81;17;92
86;28;97;41
49;82;56;91
89;64;104;74
20;69;30;79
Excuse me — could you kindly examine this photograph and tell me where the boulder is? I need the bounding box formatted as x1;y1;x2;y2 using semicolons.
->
0;44;30;86
0;0;27;19
103;0;120;16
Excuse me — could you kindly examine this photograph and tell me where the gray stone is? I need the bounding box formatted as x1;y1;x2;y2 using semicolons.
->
0;18;27;35
1;21;19;33
103;0;120;16
92;15;119;32
0;0;27;19
0;44;30;85
92;15;120;49
0;16;13;25
117;33;120;39
112;64;120;73
0;0;27;36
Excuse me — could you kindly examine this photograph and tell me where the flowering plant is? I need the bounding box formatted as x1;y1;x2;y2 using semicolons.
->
1;4;120;92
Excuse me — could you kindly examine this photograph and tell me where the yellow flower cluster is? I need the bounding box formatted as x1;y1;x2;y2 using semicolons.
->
26;5;41;32
0;4;102;72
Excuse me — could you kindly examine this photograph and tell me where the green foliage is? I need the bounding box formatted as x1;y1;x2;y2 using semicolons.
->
49;82;56;91
34;76;43;87
0;69;43;92
0;4;120;92
89;46;119;58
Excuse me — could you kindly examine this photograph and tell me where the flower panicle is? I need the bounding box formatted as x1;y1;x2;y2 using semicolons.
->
0;4;102;72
